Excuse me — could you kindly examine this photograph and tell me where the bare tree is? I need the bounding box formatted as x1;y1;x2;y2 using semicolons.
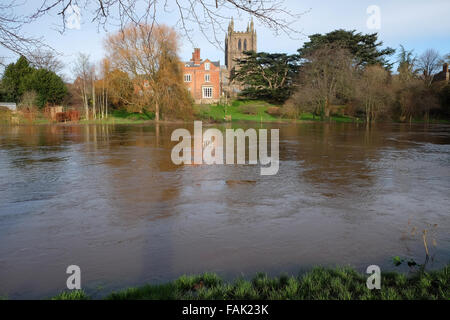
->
73;53;91;120
0;2;48;58
1;0;304;57
417;49;441;86
356;65;392;123
98;58;110;119
105;24;192;120
91;64;96;120
18;90;38;112
290;44;356;119
28;49;65;74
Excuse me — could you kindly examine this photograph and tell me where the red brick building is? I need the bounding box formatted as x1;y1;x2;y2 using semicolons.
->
183;48;221;104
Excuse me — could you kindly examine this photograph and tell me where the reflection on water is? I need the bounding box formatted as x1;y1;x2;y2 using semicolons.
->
0;123;449;299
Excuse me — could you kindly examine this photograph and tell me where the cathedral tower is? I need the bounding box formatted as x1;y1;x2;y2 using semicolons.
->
225;17;257;73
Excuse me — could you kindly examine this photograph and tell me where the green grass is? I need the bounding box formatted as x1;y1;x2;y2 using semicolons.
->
78;117;148;125
50;265;450;300
194;100;358;123
52;290;91;300
298;112;358;123
78;109;155;124
195;100;283;122
1;103;444;125
0;109;157;125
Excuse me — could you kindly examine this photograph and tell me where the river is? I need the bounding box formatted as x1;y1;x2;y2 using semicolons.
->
0;122;449;299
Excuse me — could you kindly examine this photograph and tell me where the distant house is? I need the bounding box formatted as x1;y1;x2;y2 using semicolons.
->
433;63;449;84
133;78;152;96
0;102;17;111
183;48;221;104
45;106;64;120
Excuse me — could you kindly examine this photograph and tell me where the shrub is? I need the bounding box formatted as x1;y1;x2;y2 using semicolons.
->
280;102;299;119
238;104;258;115
0;107;12;124
266;106;281;116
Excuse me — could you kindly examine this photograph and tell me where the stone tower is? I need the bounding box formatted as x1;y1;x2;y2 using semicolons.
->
225;17;257;73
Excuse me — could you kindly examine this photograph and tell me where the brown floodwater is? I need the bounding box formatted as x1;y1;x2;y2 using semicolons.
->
0;122;449;299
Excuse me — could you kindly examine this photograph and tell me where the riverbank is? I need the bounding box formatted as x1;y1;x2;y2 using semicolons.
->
3;101;449;125
0;100;359;125
194;100;360;123
51;265;449;300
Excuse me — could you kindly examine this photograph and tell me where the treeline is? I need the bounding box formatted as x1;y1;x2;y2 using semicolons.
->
2;27;449;123
233;29;450;122
0;24;193;121
72;24;192;121
0;55;67;110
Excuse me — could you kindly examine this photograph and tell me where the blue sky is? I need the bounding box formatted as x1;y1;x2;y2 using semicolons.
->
1;0;449;80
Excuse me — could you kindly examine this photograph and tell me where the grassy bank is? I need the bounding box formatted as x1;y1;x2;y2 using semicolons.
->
52;265;449;300
195;100;281;122
3;103;448;125
194;100;358;123
78;110;154;125
0;109;156;125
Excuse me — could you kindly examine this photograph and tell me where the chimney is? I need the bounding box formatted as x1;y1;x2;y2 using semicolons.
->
445;63;449;82
191;48;201;64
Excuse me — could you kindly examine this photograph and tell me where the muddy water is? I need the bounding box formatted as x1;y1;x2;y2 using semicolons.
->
0;123;449;299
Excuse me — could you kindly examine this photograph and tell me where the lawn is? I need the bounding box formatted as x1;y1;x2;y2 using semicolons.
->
78;109;155;124
194;100;358;123
195;100;283;122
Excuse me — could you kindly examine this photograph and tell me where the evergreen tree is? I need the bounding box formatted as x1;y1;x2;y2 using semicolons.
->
1;56;34;102
1;56;67;107
396;45;417;82
231;51;300;103
298;29;395;69
24;68;67;108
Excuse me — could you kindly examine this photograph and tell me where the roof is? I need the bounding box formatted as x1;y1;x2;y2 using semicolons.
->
184;60;220;68
433;70;449;82
0;102;16;111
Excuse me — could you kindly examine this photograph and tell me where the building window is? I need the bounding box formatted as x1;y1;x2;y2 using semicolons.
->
202;87;213;98
184;74;191;82
244;39;247;51
238;39;242;51
205;74;210;82
204;63;210;71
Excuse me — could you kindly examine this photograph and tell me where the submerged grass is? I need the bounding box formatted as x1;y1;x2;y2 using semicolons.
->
51;265;450;300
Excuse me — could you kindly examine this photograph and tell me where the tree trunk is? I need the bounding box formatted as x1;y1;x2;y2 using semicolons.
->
366;104;370;123
324;97;330;119
105;92;108;118
155;100;160;122
92;79;96;120
83;81;89;120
